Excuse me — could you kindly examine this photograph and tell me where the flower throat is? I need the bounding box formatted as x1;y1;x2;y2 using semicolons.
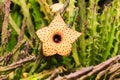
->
53;34;61;43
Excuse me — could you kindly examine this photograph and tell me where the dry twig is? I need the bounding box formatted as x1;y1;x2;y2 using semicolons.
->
109;63;120;74
0;75;8;80
1;0;10;44
109;72;120;80
3;18;27;65
1;0;11;54
18;18;27;42
53;55;120;80
46;66;66;80
79;55;120;80
0;55;36;73
54;66;93;80
0;39;26;65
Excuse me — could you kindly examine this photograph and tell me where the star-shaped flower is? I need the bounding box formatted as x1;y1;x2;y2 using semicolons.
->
36;13;82;56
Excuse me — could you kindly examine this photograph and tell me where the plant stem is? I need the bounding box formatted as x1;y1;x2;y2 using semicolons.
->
78;0;86;66
1;0;10;55
9;15;33;48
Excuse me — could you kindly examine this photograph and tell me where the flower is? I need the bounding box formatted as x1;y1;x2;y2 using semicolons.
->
36;13;82;56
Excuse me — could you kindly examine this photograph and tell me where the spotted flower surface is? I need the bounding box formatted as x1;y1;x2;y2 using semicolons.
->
36;13;82;56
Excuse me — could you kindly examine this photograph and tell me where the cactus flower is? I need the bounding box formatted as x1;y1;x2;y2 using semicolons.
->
36;13;81;56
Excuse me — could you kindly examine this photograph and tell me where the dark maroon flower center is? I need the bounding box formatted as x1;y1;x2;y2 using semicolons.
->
53;34;61;43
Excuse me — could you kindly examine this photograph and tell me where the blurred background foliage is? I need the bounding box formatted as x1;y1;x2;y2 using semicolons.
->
0;0;120;80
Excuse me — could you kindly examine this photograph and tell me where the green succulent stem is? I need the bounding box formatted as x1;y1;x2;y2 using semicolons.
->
77;0;87;66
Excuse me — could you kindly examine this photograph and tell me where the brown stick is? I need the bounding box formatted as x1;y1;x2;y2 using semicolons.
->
95;66;111;80
0;55;36;73
1;39;26;65
46;66;66;80
109;63;120;74
1;18;27;65
54;55;120;80
1;0;10;45
18;18;27;42
65;67;93;79
0;75;8;80
80;55;120;80
109;72;120;80
54;67;93;80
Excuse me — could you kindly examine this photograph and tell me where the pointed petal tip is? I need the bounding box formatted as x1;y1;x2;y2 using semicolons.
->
57;42;72;56
49;13;67;28
64;28;82;44
43;42;57;56
79;32;82;37
73;31;82;42
36;27;51;42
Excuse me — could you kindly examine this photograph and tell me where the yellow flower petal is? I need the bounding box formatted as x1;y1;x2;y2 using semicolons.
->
42;42;57;56
57;42;72;56
64;28;82;43
49;13;67;28
36;27;52;42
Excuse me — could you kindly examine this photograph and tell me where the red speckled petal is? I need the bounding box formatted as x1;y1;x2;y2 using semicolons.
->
64;28;82;44
57;42;72;56
42;42;57;56
36;27;52;42
49;13;67;28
